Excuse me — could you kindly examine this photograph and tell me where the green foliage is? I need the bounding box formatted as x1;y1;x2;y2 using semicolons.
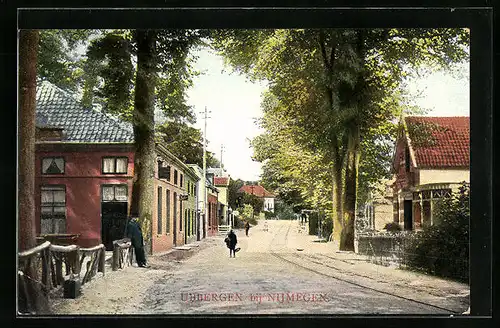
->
274;200;296;220
38;29;95;92
214;28;469;248
402;183;469;282
239;204;258;225
228;179;245;209
263;210;276;220
81;29;207;124
242;193;264;215
155;120;219;167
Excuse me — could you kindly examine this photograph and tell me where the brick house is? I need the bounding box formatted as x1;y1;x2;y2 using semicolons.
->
391;116;470;230
206;180;219;236
153;144;200;253
238;184;275;212
35;80;135;249
34;80;201;254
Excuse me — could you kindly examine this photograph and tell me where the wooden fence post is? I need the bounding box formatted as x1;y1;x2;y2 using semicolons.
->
98;247;106;275
112;241;119;271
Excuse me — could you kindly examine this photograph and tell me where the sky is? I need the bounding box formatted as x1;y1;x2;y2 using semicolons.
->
186;47;470;182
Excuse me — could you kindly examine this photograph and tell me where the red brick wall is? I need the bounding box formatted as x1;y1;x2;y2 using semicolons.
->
207;194;218;236
35;148;134;247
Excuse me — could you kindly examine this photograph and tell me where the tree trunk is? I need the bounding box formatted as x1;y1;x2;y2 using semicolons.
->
331;145;344;245
130;30;157;256
339;30;365;251
18;29;50;314
340;126;360;251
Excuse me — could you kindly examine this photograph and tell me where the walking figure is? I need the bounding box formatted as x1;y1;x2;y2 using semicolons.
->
244;221;251;236
225;229;238;258
126;216;149;268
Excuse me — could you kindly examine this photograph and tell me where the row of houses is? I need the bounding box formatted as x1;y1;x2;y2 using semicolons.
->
34;80;233;254
363;115;470;231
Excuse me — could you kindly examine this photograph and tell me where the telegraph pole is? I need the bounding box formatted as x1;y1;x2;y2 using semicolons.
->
220;144;225;169
200;106;211;232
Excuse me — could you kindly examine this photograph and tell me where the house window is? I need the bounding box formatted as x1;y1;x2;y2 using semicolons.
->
157;186;163;234
180;174;184;188
166;189;171;233
40;185;66;234
102;184;128;202
42;157;65;174
158;161;171;181
174;169;178;185
102;157;128;174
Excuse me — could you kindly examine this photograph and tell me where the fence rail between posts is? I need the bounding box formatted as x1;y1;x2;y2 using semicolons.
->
112;238;134;271
17;241;106;313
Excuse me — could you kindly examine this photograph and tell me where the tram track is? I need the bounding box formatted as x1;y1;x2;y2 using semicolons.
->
268;220;459;314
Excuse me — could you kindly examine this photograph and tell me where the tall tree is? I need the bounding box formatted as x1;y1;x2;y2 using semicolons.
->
18;29;50;314
156;120;220;168
129;30;157;253
81;29;207;253
214;28;469;250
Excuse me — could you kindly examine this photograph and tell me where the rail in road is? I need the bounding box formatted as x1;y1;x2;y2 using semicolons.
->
268;220;459;314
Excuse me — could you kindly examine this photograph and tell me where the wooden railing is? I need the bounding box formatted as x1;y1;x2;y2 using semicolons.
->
112;238;134;271
18;241;107;313
79;244;106;285
49;244;80;288
18;241;52;313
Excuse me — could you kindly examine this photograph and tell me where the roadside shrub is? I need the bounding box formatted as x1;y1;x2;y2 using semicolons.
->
321;216;333;239
264;210;275;220
402;182;469;283
384;222;402;232
308;212;318;235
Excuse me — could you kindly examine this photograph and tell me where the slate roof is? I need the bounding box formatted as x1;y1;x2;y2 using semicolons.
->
405;116;470;168
238;185;275;198
36;80;134;143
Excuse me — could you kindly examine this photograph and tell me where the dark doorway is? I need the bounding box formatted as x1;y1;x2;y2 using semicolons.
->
196;211;200;241
101;202;128;250
203;213;206;238
173;193;177;246
403;200;413;231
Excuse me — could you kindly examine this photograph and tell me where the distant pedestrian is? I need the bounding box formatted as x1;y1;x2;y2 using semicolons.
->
225;229;238;258
126;216;149;268
244;221;251;236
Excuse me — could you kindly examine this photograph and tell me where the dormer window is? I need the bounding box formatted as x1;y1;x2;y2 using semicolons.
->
42;157;65;174
102;157;128;174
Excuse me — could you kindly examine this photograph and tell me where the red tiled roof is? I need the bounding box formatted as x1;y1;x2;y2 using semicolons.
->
213;177;229;186
238;185;275;198
405;116;469;168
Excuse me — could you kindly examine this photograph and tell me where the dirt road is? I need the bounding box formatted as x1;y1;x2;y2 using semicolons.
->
51;220;469;315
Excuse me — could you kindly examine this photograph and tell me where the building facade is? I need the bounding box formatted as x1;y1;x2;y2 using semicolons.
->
152;144;200;253
35;80;135;249
391;116;470;230
238;184;276;213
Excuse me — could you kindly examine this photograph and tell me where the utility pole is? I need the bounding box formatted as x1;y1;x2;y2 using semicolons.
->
220;144;225;169
200;106;211;232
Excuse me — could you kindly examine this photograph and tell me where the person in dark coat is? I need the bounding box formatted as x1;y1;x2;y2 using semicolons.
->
126;216;149;268
225;229;238;258
244;221;251;236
